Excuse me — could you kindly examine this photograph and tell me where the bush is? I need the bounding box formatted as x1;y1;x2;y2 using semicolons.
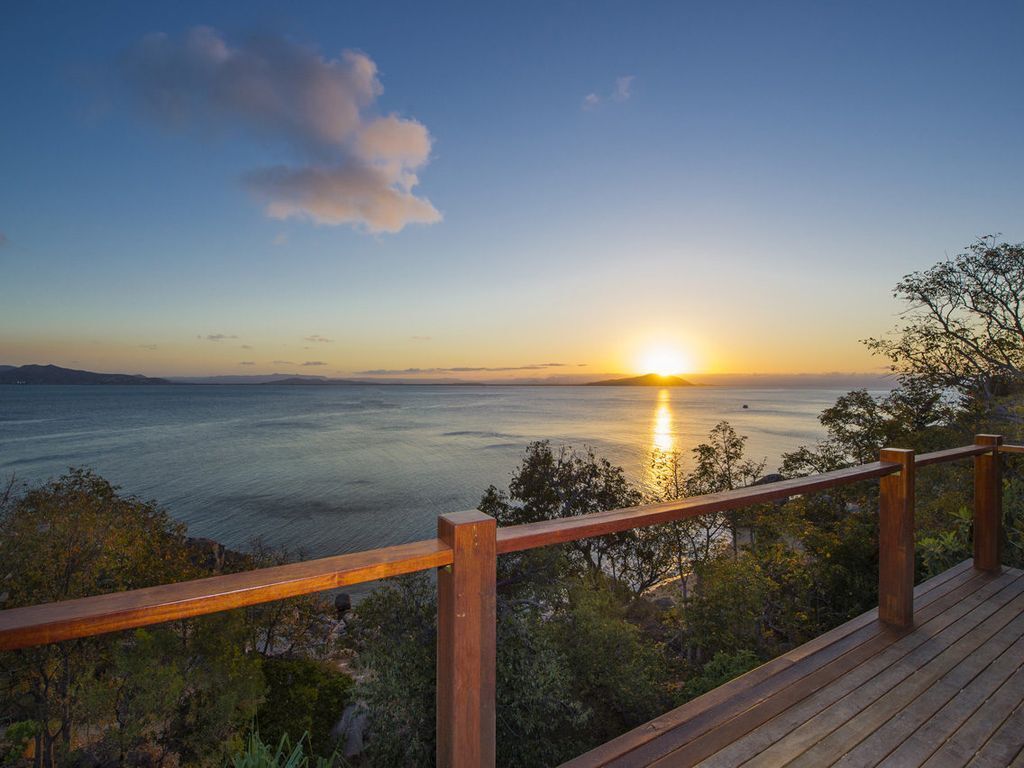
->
230;730;340;768
257;659;353;760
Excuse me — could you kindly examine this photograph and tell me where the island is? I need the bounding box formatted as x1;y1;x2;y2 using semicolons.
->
584;373;696;387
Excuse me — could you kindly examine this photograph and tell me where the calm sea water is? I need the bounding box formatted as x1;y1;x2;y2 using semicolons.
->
0;385;867;558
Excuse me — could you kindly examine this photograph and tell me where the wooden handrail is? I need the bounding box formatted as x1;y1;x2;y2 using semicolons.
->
0;539;453;651
0;442;1009;651
496;461;901;554
914;444;992;466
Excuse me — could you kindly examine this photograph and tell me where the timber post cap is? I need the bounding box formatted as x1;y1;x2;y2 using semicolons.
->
438;509;496;526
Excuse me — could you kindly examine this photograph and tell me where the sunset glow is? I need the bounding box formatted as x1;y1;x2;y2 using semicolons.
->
1;4;1020;381
639;346;692;377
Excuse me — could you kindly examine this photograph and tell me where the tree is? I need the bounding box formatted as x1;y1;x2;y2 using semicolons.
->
646;448;727;600
481;442;672;597
346;573;591;768
686;422;766;556
780;382;957;476
865;238;1024;402
243;538;338;659
0;470;264;767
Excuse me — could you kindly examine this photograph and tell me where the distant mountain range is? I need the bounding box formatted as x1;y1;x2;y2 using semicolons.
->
585;373;696;387
0;364;171;385
0;364;894;389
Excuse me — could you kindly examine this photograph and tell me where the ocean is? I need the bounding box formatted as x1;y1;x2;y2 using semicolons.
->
0;384;870;558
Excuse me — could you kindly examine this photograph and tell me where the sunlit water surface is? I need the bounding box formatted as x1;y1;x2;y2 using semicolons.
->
0;385;879;558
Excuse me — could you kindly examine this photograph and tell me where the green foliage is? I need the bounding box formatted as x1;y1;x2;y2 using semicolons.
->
481;441;670;596
916;505;972;579
781;382;957;476
494;607;590;768
549;584;672;743
865;238;1024;400
685;422;766;496
257;658;353;760
0;471;311;768
230;730;340;768
346;573;595;768
345;575;437;768
244;539;339;659
682;542;815;660
681;650;760;700
0;720;37;764
1005;475;1024;569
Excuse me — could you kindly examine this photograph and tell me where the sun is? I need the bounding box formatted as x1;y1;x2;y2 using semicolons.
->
640;347;691;377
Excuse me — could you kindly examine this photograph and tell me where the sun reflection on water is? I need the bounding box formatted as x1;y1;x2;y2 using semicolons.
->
652;389;675;452
646;389;681;496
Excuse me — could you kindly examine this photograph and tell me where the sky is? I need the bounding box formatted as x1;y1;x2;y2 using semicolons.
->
1;1;1022;380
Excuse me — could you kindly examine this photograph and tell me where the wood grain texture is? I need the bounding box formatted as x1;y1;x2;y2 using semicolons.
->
914;444;992;467
879;448;915;628
694;567;1011;768
643;571;1017;768
497;462;901;555
436;510;497;768
974;434;1004;572
560;562;983;768
998;443;1024;455
0;538;453;651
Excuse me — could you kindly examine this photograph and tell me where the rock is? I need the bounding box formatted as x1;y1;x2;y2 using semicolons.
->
335;592;353;619
186;537;226;572
333;702;369;757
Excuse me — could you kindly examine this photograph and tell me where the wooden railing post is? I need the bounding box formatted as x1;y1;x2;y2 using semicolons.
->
974;434;1003;572
436;510;497;768
879;448;915;628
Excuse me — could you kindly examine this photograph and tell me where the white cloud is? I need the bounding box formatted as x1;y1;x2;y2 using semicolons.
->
582;75;635;110
612;75;634;102
124;27;440;234
248;163;440;233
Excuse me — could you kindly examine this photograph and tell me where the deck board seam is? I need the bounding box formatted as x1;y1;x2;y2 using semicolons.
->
681;570;1022;768
837;601;1024;767
772;574;1024;768
623;570;1007;768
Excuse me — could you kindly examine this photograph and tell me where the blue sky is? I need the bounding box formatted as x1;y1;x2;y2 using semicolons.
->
1;1;1022;377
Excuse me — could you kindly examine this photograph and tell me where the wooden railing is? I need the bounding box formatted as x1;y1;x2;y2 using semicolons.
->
0;435;1020;767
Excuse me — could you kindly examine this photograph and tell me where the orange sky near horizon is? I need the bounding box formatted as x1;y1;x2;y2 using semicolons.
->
0;321;887;379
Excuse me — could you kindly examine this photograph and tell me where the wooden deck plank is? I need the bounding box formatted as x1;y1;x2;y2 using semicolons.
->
780;579;1024;768
921;659;1024;768
561;563;1024;768
686;571;1024;768
692;569;1014;768
649;570;1012;768
872;630;1024;766
961;700;1024;767
563;563;984;768
570;565;992;768
833;611;1024;766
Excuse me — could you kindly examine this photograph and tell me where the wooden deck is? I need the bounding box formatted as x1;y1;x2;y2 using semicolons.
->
565;560;1024;768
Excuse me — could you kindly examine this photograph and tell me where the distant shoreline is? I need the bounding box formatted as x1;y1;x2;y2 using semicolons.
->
0;364;895;390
